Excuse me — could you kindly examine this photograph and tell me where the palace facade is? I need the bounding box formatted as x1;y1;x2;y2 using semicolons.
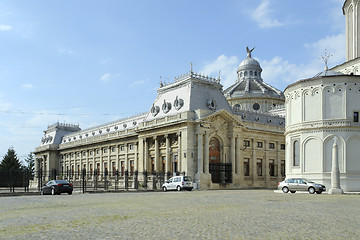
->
33;52;286;190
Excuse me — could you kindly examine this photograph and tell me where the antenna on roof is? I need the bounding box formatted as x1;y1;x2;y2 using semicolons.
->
190;62;193;73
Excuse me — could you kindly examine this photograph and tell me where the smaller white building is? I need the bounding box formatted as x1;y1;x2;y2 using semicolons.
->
284;69;360;192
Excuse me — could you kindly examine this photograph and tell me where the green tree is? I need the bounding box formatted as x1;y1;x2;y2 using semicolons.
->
0;147;23;170
24;152;35;179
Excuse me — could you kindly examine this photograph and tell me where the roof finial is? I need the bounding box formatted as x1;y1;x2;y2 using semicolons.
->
321;49;332;71
160;76;163;87
246;46;255;58
190;61;193;73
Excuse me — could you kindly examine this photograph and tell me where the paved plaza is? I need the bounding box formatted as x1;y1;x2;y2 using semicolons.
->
0;190;359;239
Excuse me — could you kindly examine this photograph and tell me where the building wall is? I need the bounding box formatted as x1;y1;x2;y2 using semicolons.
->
285;74;360;191
34;110;285;190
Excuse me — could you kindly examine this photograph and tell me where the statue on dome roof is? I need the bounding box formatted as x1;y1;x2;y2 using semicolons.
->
246;46;255;58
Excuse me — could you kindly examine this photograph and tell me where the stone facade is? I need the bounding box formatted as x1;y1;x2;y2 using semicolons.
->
34;57;286;190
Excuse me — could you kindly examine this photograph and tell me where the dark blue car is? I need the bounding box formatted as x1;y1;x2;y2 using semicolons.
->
41;180;73;195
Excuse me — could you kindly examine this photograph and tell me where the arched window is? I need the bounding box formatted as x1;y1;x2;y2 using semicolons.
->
293;141;300;167
250;71;253;76
244;71;248;76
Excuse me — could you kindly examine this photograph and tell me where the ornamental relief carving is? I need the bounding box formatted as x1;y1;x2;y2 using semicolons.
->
211;116;228;133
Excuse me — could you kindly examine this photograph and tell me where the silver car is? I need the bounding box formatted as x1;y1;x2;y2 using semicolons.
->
278;178;326;194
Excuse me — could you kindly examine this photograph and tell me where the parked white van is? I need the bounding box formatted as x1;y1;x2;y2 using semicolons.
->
162;176;193;191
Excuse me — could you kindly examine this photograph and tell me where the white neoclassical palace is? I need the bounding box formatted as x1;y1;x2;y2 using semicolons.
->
33;50;286;190
34;0;360;191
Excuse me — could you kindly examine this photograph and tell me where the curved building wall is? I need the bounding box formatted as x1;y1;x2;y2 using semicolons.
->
284;74;360;192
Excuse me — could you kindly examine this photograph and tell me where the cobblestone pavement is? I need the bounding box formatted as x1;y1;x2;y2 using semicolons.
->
0;190;360;239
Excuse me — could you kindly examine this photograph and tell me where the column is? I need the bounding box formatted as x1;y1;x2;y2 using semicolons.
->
125;144;128;172
197;132;203;174
154;136;159;173
236;136;242;176
144;139;148;172
177;132;182;173
204;132;210;174
231;135;236;175
133;143;137;172
329;137;344;194
252;139;256;183
165;134;171;174
138;138;144;172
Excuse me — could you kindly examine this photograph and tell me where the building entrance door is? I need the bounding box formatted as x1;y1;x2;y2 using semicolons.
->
209;137;221;183
209;137;232;184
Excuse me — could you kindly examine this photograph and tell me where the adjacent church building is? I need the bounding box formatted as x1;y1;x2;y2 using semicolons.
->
34;0;360;192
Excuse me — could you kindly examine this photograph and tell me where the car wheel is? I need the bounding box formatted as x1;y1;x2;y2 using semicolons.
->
176;185;181;191
316;191;322;194
51;188;56;195
282;187;289;193
41;190;44;195
68;192;72;195
308;187;315;194
162;187;167;192
290;191;296;194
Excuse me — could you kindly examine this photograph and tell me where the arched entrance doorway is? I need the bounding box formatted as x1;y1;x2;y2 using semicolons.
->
209;137;232;184
209;137;221;183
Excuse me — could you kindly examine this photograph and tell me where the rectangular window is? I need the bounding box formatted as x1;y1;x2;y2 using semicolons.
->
257;158;262;176
112;162;116;176
121;161;125;176
281;160;285;176
269;159;276;176
244;158;250;176
293;141;300;167
354;112;359;122
269;143;275;149
103;148;108;154
120;145;125;151
89;151;93;156
257;142;263;148
129;144;133;150
281;144;285;150
90;164;93;176
162;156;166;173
130;160;134;176
111;147;116;153
244;140;250;147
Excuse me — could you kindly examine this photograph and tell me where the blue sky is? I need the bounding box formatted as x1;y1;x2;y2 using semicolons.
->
0;0;346;161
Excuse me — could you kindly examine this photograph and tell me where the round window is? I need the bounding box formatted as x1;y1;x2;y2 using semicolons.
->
253;103;260;111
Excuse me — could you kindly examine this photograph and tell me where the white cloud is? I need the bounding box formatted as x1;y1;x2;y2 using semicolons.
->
251;0;285;28
0;24;12;31
0;101;12;111
57;47;76;55
200;55;239;88
100;73;111;82
100;73;121;83
22;83;34;89
129;80;146;88
304;33;346;65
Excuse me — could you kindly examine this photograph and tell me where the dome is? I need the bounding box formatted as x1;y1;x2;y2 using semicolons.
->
238;57;261;70
313;70;346;78
224;47;284;101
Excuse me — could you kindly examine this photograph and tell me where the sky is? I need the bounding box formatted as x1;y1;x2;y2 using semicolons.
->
0;0;347;162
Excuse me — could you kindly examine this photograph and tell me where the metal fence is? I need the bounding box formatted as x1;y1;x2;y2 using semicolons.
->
0;169;32;192
36;169;187;193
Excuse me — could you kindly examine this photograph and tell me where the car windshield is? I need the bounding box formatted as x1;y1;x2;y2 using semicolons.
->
183;176;192;182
